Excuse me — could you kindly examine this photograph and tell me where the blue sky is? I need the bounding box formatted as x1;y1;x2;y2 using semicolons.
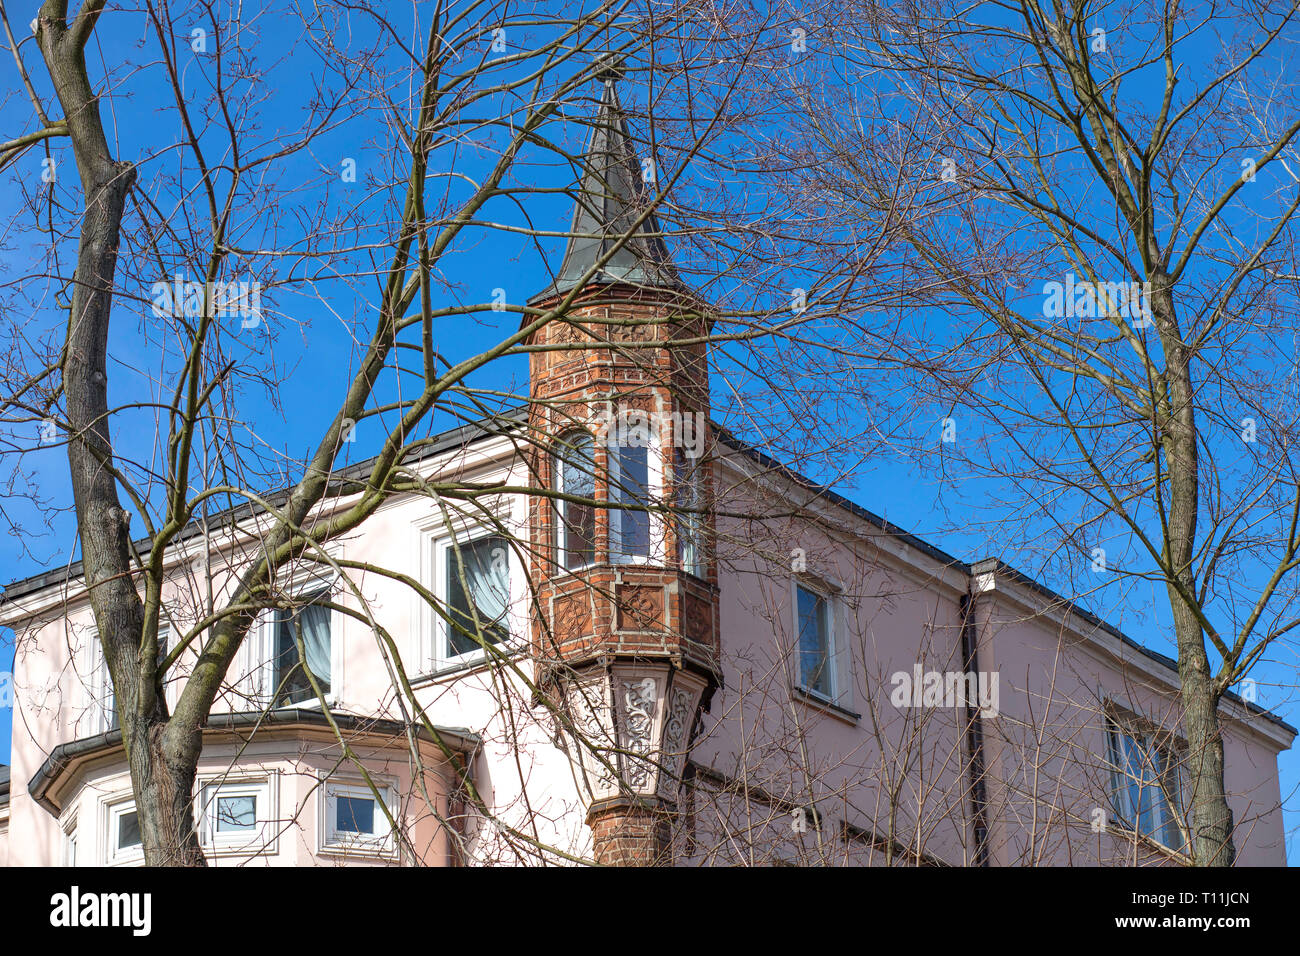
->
2;0;1298;864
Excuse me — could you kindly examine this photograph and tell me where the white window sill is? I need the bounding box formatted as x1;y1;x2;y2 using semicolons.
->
413;645;522;686
317;840;399;862
792;685;860;725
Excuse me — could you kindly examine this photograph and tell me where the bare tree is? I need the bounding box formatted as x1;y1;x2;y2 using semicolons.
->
759;0;1300;865
0;0;916;865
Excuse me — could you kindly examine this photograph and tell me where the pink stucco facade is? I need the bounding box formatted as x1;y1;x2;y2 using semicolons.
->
0;430;1292;866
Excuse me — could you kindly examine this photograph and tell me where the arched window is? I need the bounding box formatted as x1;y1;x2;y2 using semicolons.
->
555;431;597;570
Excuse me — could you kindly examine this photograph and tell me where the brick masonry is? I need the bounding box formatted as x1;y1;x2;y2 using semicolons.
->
527;284;721;864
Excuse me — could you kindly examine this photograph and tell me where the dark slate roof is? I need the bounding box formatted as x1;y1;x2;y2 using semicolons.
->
528;75;683;305
1;409;1294;740
26;711;480;815
0;408;527;605
0;764;10;808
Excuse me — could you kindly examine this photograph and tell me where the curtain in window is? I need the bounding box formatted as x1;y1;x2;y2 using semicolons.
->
298;603;332;688
276;601;331;703
447;535;510;656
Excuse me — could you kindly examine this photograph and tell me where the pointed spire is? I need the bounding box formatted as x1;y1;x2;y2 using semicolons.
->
530;73;682;304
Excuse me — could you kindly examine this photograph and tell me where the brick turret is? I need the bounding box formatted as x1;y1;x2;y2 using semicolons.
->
526;75;719;865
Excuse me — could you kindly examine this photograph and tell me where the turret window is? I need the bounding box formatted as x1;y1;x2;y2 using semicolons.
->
675;450;705;577
610;418;658;564
555;431;597;570
445;534;511;658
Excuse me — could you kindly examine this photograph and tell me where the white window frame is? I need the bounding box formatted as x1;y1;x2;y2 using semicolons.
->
84;625;175;733
157;624;178;709
81;628;116;736
675;449;706;578
62;813;78;866
1104;714;1187;850
555;430;599;573
791;577;854;712
196;774;278;855
106;799;144;866
419;523;522;673
608;419;664;566
318;776;398;859
241;571;341;711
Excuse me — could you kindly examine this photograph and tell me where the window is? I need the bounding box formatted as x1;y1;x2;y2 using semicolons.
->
86;632;117;735
62;819;78;866
198;778;275;851
675;450;705;577
271;596;332;706
443;534;511;662
118;810;141;849
87;628;171;733
321;780;395;856
1106;717;1185;849
797;583;837;698
107;801;144;865
215;793;257;832
556;431;596;570
610;424;655;563
231;577;338;711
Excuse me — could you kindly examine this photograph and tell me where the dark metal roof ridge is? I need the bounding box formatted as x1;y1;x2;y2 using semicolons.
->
716;428;1296;739
0;407;529;605
26;711;481;815
968;558;1297;738
712;425;972;575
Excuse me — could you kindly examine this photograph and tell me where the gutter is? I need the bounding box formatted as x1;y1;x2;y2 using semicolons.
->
26;710;480;816
959;591;991;867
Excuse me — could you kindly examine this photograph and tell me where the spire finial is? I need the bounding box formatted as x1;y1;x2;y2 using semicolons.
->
594;53;624;84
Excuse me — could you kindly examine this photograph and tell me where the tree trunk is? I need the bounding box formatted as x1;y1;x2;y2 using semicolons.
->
38;4;208;866
1153;273;1235;866
131;721;206;866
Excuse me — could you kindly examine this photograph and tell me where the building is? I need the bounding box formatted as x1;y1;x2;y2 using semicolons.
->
0;78;1292;867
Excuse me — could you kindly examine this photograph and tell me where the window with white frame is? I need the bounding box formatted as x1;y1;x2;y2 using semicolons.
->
320;779;396;855
555;431;597;571
62;817;78;866
610;420;658;564
271;596;332;706
198;777;274;851
792;579;855;714
85;630;116;735
674;449;705;578
157;625;175;702
438;533;512;666
86;627;171;734
796;582;836;699
1105;715;1186;849
234;582;337;710
107;800;144;865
